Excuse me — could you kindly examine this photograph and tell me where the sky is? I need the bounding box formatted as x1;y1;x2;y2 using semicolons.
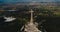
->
0;0;60;4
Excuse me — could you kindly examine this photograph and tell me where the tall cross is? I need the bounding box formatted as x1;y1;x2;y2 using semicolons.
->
29;9;34;24
20;9;41;32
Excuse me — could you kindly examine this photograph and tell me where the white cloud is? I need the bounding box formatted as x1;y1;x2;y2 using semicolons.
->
4;17;16;22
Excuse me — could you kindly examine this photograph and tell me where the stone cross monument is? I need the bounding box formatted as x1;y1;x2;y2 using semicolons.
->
24;9;41;32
